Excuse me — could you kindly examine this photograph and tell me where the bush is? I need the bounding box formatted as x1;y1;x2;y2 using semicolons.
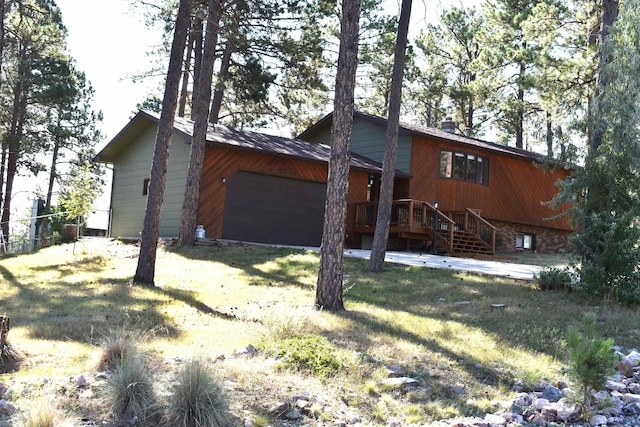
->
265;334;345;378
537;267;573;291
567;312;616;406
164;357;234;427
103;353;157;422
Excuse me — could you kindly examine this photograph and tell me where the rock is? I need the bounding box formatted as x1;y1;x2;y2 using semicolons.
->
483;413;506;425
622;392;640;403
76;374;89;388
348;416;361;424
534;398;549;411
387;416;402;427
286;409;302;420
454;301;471;305
295;399;310;409
627;350;640;363
448;383;466;395
556;402;580;421
590;414;608;426
235;344;259;357
606;380;628;392
268;402;289;418
381;377;418;386
513;393;532;406
617;357;636;378
385;364;405;377
0;399;17;416
542;385;563;402
623;401;640;415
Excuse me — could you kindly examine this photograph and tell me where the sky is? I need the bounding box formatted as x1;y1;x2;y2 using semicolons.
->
53;0;469;146
10;0;470;231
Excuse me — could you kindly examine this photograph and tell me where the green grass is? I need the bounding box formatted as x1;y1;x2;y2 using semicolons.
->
0;239;638;426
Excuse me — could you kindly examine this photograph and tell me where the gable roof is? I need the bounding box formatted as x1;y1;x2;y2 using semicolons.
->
95;110;408;176
298;111;545;161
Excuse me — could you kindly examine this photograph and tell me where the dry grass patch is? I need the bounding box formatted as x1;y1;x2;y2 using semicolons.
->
0;240;638;426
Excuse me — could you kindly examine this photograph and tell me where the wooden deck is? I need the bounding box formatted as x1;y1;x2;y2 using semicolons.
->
355;199;496;255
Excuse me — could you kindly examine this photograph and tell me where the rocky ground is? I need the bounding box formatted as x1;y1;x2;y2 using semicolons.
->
4;347;640;426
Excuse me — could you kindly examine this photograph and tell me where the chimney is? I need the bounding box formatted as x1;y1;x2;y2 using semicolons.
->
441;115;456;134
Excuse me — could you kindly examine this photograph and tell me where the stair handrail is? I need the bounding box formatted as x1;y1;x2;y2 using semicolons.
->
424;201;455;253
465;208;496;254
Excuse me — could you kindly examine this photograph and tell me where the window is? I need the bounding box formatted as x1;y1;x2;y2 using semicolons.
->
516;233;535;251
143;178;150;196
438;150;489;186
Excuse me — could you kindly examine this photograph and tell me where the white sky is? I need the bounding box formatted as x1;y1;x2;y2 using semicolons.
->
53;0;471;146
10;0;472;228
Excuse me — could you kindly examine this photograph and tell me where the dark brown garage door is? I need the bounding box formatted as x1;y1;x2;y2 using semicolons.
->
222;171;326;246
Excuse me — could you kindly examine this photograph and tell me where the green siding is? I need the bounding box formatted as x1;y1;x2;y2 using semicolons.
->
302;116;412;173
109;124;190;238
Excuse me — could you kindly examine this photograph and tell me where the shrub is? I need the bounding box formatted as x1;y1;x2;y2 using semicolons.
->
103;352;157;422
567;312;616;406
255;309;307;347
164;357;235;427
265;334;345;378
537;267;573;291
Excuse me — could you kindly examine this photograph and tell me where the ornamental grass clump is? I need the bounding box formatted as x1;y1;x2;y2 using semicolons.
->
103;352;158;422
18;398;78;427
164;357;235;427
567;312;616;406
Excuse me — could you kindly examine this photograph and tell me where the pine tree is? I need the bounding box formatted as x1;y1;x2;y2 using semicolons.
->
315;0;361;311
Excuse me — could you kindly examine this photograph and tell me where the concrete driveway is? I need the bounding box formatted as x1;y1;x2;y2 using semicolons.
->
223;241;543;281
342;249;542;281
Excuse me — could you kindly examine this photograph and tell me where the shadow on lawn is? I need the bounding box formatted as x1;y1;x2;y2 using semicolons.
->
167;244;316;290
332;308;507;387
0;261;181;343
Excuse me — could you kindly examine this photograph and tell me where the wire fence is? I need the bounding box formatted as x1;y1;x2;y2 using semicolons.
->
1;208;110;256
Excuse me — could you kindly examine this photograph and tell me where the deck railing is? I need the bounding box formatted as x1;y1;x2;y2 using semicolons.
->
355;199;455;252
450;208;497;253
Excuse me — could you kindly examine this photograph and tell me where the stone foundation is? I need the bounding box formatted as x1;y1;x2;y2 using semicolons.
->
492;220;572;253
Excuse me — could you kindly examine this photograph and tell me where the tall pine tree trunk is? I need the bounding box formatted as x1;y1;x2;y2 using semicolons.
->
591;0;619;152
515;59;525;149
133;0;192;286
315;0;361;311
190;17;203;118
177;0;222;246
209;40;232;124
368;0;412;272
178;17;196;117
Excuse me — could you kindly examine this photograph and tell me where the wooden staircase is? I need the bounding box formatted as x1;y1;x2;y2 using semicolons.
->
452;230;494;255
355;200;497;256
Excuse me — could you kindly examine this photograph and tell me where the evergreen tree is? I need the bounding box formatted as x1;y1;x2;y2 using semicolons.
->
368;0;412;272
316;0;361;311
133;0;192;286
550;0;640;303
0;0;68;244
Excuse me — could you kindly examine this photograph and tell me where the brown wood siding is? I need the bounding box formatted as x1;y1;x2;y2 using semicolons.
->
409;136;572;231
197;146;369;247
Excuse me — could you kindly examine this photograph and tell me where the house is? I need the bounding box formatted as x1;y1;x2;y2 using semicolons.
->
94;110;400;247
298;111;573;254
95;109;572;255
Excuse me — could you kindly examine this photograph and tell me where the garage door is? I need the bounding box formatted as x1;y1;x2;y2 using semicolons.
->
222;171;327;246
